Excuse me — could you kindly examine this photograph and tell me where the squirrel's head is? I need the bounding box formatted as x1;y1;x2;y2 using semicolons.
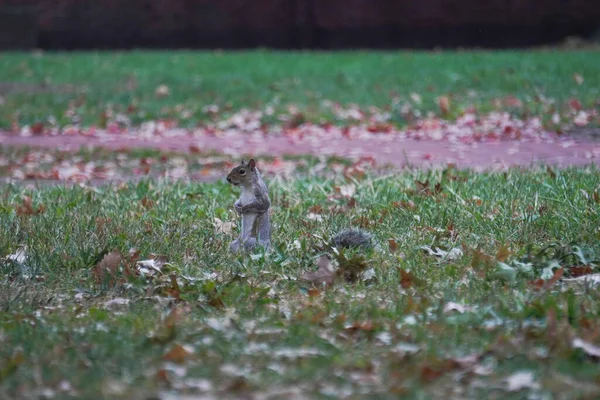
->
226;158;256;186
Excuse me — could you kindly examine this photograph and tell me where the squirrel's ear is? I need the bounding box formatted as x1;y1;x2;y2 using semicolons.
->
240;159;247;165
248;159;256;170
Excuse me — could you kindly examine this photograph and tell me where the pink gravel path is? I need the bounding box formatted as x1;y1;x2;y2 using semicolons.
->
1;130;599;170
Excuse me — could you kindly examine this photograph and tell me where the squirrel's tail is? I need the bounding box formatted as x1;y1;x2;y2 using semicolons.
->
332;229;374;250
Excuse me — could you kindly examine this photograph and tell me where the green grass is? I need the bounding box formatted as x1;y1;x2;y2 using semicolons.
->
0;50;599;128
2;167;600;398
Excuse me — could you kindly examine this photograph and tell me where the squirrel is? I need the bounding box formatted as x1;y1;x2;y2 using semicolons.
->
226;159;271;252
226;158;376;254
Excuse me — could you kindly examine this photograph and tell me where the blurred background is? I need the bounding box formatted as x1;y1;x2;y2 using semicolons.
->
1;0;600;50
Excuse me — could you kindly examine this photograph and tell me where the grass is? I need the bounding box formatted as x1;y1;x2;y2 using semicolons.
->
2;166;600;398
0;50;599;128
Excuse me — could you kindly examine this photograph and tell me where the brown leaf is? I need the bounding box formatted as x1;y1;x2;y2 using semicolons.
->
91;251;122;286
437;96;451;115
392;200;416;210
420;365;445;382
141;197;155;209
399;269;414;289
388;239;398;253
415;180;429;194
570;266;594;277
308;205;323;214
16;195;45;216
162;343;193;364
301;256;335;287
495;243;512;262
529;268;564;291
156;369;170;385
164;274;181;300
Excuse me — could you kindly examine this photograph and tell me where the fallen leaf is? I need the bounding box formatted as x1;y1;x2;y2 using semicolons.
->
572;337;600;359
92;251;122;286
410;93;422;104
443;302;468;314
162;343;193;363
505;371;540;391
338;184;356;198
569;265;594;277
529;268;564;291
399;269;417;289
495;243;512;262
214;217;235;234
301;256;335;287
420;246;463;262
5;246;27;264
16;195;45;216
136;254;168;276
103;297;130;310
563;273;600;286
155;85;170;98
437;96;450;115
306;213;324;222
573;73;584;85
388;239;398;253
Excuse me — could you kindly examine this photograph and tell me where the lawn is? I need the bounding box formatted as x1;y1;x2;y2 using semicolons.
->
0;50;598;128
2;165;600;398
1;49;600;398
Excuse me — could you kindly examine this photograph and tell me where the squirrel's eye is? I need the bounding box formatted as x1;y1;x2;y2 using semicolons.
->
239;169;246;174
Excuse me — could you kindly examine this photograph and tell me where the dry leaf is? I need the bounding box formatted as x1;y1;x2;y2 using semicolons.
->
443;302;468;314
505;371;540;391
563;273;600;286
162;343;193;363
301;256;335;287
103;298;130;310
437;96;450;115
569;266;594;277
495;244;512;262
155;84;170;98
388;239;398;253
136;254;168;276
399;269;414;289
92;251;122;286
338;184;356;198
5;246;27;264
420;246;463;262
214;217;235;234
529;268;564;291
16;195;45;216
572;337;600;358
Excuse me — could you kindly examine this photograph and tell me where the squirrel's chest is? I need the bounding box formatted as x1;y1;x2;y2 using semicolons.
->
240;187;256;205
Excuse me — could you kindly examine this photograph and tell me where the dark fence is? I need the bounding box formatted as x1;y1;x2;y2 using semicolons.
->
1;0;599;50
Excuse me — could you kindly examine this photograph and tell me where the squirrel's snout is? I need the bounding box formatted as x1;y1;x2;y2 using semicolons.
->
226;176;231;183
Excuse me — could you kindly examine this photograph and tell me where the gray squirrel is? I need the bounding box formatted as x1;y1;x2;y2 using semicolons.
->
227;159;271;252
226;158;375;253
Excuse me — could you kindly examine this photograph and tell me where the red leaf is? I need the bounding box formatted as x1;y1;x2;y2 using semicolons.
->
399;269;413;289
570;266;594;277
